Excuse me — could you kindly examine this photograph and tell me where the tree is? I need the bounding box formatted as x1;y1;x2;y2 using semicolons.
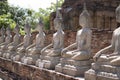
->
36;0;64;30
0;0;64;31
0;1;9;15
47;0;64;13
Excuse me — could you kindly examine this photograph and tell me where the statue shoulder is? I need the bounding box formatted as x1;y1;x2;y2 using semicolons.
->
114;27;120;32
43;32;46;37
61;31;65;35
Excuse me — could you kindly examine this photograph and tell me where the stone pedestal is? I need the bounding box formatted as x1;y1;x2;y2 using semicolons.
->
12;52;26;61
55;58;92;77
2;51;16;59
85;63;120;80
40;56;60;69
0;57;83;80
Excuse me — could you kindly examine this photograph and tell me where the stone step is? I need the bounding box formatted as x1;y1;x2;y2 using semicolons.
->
85;69;119;80
0;57;82;80
61;58;93;67
92;63;119;74
56;63;90;77
66;60;92;66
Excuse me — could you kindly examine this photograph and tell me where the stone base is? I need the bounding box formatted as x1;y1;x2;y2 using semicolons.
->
55;59;92;77
2;51;16;59
41;56;60;69
85;69;119;80
0;57;82;80
92;63;117;73
85;63;120;80
12;52;26;61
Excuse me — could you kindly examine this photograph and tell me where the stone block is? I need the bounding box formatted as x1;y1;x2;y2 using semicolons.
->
0;57;83;80
55;63;63;73
97;72;119;80
42;56;60;69
85;69;120;80
63;65;90;77
65;59;92;66
85;69;97;80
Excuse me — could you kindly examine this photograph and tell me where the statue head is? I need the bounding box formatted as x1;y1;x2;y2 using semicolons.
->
54;10;62;30
116;4;120;23
0;26;5;35
6;25;11;35
79;3;91;28
37;17;44;32
24;22;31;34
14;23;20;34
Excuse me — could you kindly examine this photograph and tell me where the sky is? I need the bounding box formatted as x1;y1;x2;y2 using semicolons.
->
8;0;56;12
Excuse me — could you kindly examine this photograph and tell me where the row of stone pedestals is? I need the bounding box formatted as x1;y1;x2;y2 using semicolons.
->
1;56;120;80
0;57;83;80
85;65;120;80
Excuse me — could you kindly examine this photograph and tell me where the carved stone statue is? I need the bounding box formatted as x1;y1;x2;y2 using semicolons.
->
36;10;64;69
55;3;92;77
93;4;120;66
0;26;12;57
85;4;120;80
22;18;45;65
12;22;32;61
0;26;5;44
3;24;21;59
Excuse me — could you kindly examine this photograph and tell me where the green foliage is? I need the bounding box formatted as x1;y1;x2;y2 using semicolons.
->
0;14;16;29
44;16;50;30
0;0;64;32
47;0;64;12
36;0;64;30
0;1;9;15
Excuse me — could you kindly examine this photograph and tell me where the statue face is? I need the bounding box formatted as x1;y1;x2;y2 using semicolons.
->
79;5;90;28
37;24;43;32
116;5;120;23
14;28;19;33
14;25;19;34
79;16;88;27
1;28;5;35
54;18;61;30
116;11;120;23
6;29;11;35
24;27;30;34
24;23;30;34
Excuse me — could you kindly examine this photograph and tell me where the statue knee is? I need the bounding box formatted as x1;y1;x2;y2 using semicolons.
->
110;57;120;66
71;52;90;60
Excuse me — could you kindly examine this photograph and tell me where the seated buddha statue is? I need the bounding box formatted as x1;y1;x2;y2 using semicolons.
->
37;10;64;69
93;4;120;66
3;24;21;59
61;4;92;61
40;10;64;58
0;26;5;44
55;4;92;76
12;22;32;61
0;26;12;57
85;5;120;80
22;18;45;65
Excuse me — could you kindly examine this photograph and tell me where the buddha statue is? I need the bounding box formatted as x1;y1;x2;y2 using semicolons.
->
0;26;12;57
55;3;92;77
41;11;64;57
3;24;21;59
93;4;120;66
22;18;45;65
37;10;64;69
85;4;120;80
12;22;32;61
0;26;5;44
